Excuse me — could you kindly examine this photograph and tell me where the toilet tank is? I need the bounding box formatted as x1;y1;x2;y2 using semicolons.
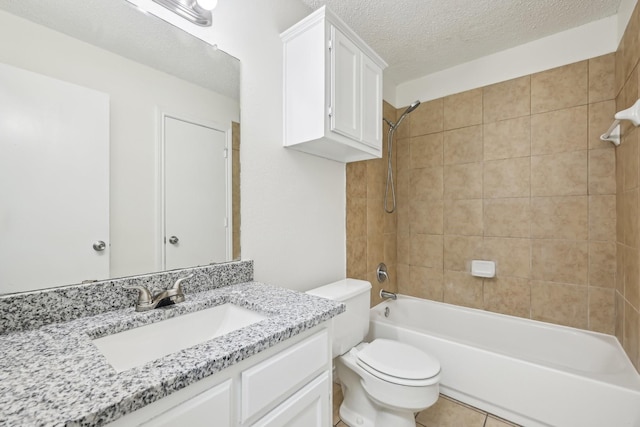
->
307;279;371;358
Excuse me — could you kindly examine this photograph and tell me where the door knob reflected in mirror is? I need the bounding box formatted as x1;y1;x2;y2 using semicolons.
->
169;236;179;245
93;241;106;252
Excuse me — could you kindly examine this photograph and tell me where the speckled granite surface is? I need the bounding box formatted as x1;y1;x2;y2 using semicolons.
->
0;281;344;426
0;260;253;334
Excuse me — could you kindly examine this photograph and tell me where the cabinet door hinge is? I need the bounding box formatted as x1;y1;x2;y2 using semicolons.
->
223;148;228;158
328;106;332;117
328;39;332;51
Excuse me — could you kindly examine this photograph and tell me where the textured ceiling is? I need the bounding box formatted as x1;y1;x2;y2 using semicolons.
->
0;0;239;100
300;0;622;85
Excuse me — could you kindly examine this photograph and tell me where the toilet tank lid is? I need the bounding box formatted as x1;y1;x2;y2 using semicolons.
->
306;279;371;301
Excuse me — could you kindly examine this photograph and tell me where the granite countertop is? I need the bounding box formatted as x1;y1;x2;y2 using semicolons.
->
0;281;344;427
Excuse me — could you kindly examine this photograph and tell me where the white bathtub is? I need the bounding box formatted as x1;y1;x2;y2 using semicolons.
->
367;295;640;427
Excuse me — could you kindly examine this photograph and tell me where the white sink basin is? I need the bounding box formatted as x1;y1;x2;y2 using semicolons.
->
92;304;268;372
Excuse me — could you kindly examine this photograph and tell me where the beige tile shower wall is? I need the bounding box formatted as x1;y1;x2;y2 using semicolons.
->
616;1;640;370
392;55;617;335
346;101;398;306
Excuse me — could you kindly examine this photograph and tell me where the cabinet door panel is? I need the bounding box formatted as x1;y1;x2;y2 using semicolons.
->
241;331;329;422
251;373;330;427
140;380;232;427
361;55;383;149
330;26;361;141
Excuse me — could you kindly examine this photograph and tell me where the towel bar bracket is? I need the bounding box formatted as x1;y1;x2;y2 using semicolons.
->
600;123;621;146
601;99;640;146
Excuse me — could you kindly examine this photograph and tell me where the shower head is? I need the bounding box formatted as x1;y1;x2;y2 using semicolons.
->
394;100;421;129
382;100;421;130
403;100;421;116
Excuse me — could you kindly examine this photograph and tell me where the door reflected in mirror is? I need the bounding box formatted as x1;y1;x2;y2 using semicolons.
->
0;0;240;294
162;113;231;270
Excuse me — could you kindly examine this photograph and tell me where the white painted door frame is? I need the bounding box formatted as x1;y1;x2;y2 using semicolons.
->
156;108;232;271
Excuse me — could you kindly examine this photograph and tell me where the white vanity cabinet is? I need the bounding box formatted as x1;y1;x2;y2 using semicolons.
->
281;6;387;163
108;326;331;427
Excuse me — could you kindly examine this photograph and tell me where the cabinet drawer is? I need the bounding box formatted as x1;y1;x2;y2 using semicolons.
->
250;372;330;427
140;379;232;427
241;330;329;422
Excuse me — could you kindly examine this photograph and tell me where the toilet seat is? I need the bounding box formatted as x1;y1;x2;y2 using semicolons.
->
354;339;440;386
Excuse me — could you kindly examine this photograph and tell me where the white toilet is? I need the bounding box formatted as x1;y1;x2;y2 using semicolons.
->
307;279;440;427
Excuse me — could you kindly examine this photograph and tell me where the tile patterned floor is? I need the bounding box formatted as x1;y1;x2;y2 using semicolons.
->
332;382;520;427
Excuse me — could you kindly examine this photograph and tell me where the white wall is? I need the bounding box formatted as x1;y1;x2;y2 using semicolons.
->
0;10;239;279
133;0;347;291
393;16;618;107
618;0;638;43
213;0;347;291
389;0;639;108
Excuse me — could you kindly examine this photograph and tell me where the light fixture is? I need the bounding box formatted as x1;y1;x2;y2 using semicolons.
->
195;0;218;11
152;0;216;26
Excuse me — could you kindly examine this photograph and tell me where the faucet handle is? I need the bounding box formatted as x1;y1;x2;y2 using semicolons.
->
167;274;193;304
123;284;153;307
171;273;194;292
376;263;389;283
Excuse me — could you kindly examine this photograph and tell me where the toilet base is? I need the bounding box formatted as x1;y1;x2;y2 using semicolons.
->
340;399;417;427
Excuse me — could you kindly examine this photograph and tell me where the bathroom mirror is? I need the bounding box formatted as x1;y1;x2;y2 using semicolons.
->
0;0;240;294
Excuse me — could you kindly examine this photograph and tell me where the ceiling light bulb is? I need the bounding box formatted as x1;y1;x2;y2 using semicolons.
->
196;0;217;10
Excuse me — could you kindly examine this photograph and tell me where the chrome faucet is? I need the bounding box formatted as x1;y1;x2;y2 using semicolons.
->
124;274;193;312
380;289;397;300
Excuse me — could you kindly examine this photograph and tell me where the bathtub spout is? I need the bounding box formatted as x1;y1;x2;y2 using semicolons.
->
380;289;397;300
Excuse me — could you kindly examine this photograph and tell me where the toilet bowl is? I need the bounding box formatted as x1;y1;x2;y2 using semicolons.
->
337;339;440;427
307;279;441;427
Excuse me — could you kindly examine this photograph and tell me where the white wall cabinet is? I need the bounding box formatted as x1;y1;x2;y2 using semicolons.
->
108;327;331;427
281;6;387;163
